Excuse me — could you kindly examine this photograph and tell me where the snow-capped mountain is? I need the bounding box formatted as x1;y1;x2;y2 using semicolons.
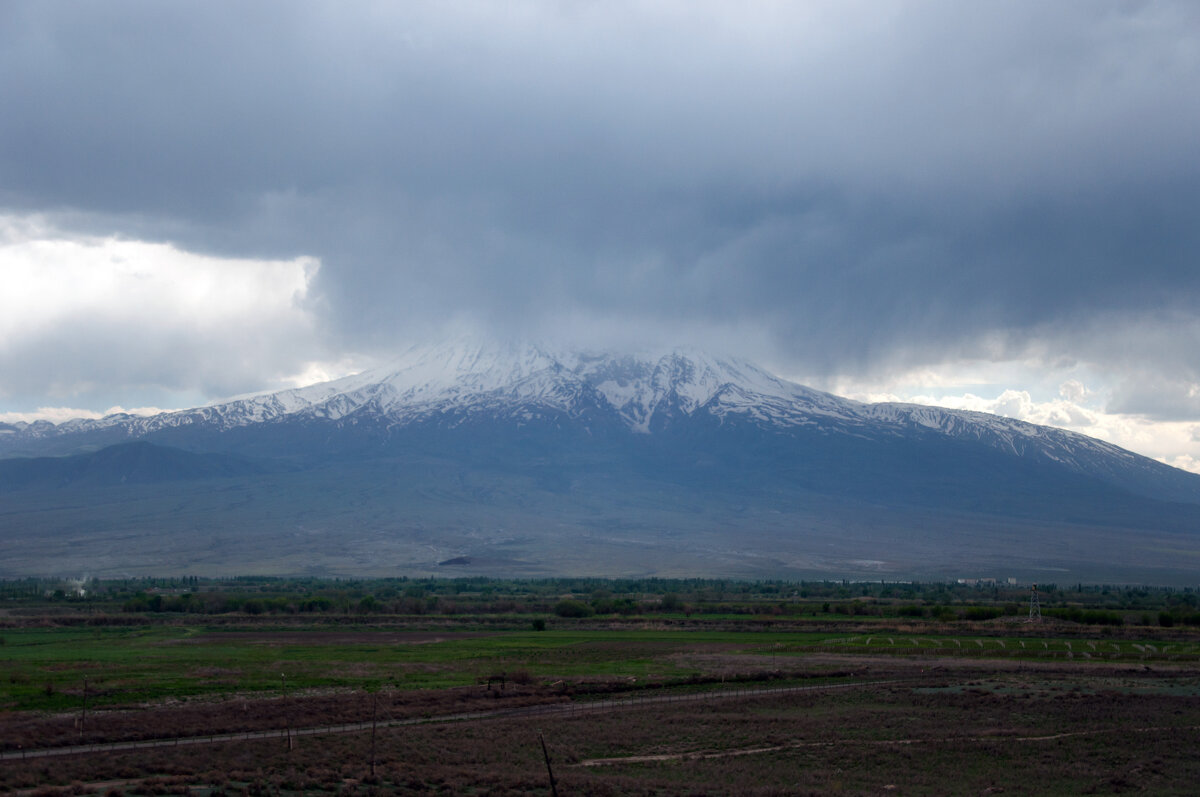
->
4;340;851;435
3;340;1199;582
2;339;1194;503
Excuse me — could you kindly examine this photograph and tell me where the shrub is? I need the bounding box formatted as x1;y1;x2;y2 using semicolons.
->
554;599;594;618
964;607;1002;621
300;596;333;612
1045;608;1123;626
508;669;534;685
591;597;639;615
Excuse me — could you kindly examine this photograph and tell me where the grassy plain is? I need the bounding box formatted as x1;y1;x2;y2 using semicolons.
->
2;579;1200;794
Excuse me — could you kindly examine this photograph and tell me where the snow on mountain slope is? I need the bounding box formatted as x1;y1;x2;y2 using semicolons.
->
83;339;868;436
2;340;1197;503
0;340;1137;445
864;401;1139;468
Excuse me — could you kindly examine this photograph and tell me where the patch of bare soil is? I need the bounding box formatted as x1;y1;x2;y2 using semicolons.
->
6;672;1200;796
0;683;564;751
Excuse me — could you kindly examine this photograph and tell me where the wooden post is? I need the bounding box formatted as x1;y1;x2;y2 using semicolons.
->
80;676;88;739
282;674;292;750
539;731;558;797
370;690;378;778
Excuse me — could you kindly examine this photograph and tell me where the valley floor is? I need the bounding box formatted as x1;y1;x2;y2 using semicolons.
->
2;613;1199;795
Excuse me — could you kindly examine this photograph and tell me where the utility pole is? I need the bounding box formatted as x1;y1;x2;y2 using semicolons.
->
1028;584;1041;623
538;731;559;797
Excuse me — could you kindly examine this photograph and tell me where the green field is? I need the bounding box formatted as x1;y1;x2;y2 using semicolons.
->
1;626;862;712
5;621;1200;713
3;577;1200;794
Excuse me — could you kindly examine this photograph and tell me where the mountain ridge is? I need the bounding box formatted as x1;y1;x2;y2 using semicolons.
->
0;441;264;492
2;341;1198;583
3;340;1195;504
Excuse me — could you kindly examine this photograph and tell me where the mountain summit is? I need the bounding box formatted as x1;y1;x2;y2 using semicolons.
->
5;340;1195;503
2;340;840;438
2;341;1198;582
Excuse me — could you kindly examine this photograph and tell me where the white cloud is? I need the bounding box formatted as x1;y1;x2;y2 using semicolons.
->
0;214;331;410
1058;379;1090;404
0;215;316;343
845;383;1200;475
0;406;171;425
824;355;1200;474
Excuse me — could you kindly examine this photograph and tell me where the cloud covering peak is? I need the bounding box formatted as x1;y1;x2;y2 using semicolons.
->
2;1;1200;463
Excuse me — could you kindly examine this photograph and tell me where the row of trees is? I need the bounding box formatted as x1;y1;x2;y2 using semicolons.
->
4;575;1196;623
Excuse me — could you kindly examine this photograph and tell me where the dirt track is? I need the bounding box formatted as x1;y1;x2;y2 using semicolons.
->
0;679;904;762
577;723;1200;766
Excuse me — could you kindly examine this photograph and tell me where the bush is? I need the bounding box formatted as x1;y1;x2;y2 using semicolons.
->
301;596;333;612
591;597;639;615
1044;608;1123;626
508;669;534;685
964;606;1002;621
554;599;594;618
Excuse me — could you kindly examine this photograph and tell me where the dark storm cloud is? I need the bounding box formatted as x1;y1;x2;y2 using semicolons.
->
3;1;1200;414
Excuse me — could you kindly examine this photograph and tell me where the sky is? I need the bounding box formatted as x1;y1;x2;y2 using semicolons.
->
2;1;1200;471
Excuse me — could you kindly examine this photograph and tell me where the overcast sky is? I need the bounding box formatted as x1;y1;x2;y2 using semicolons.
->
3;1;1200;470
